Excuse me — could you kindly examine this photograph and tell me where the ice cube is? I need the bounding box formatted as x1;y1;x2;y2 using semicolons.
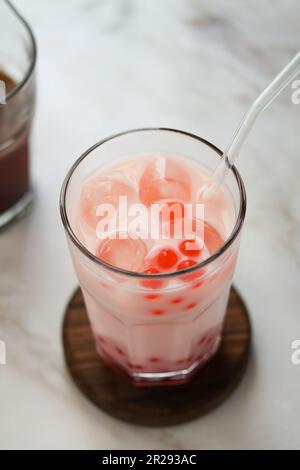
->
80;176;135;230
96;235;147;272
139;156;191;206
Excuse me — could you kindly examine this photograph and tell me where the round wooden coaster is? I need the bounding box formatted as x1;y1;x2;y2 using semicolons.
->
62;287;251;426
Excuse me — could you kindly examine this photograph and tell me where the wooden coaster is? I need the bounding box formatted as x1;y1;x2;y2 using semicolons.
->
62;287;251;426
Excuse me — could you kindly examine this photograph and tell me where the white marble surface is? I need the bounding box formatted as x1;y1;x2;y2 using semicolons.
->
0;0;300;450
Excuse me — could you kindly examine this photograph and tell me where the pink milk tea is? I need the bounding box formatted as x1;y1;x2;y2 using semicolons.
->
69;152;239;385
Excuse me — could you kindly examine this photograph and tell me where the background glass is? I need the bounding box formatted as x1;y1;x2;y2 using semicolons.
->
0;0;36;229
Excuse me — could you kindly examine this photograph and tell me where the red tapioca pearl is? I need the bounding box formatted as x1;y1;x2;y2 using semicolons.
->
144;293;160;300
205;334;216;347
176;358;187;365
198;331;218;349
176;356;192;365
126;362;144;371
179;239;202;257
185;302;198;310
148;357;161;363
170;297;183;304
198;335;208;346
100;281;109;288
191;280;204;289
96;334;106;344
176;259;200;281
151;308;165;315
177;259;197;270
157;248;178;270
115;346;125;356
140;267;165;289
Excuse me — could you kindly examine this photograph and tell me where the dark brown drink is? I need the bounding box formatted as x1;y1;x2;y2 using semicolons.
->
0;70;34;220
0;70;30;214
0;0;36;228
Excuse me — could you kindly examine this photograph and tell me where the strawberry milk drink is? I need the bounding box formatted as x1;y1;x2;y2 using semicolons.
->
60;128;246;386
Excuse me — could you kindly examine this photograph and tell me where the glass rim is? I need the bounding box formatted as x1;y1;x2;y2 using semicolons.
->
60;127;247;279
4;0;37;102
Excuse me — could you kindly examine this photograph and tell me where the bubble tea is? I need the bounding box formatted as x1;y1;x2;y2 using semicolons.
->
61;129;246;385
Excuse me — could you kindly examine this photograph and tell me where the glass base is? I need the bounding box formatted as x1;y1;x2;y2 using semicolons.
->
0;190;33;230
96;337;221;387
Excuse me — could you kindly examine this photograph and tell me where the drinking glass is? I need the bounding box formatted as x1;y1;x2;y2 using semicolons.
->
0;0;36;229
60;128;246;386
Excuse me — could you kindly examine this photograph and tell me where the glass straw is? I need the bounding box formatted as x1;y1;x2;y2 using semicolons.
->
202;51;300;199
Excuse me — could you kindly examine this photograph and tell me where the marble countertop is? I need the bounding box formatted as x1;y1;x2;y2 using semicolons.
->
0;0;300;450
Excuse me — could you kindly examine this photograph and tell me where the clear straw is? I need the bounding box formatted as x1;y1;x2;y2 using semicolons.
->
202;51;300;199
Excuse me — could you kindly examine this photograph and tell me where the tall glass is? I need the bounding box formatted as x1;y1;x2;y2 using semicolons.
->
0;0;36;229
60;128;246;386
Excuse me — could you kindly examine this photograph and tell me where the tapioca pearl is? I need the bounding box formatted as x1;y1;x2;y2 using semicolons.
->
198;334;208;346
170;297;184;304
179;239;202;257
140;268;165;289
185;302;198;310
206;333;217;347
191;280;204;289
148;357;161;363
176;358;187;365
157;248;179;270
115;346;125;356
199;331;218;351
144;293;160;300
96;334;106;344
126;362;144;370
177;259;197;270
134;364;144;371
100;281;109;288
151;308;165;315
176;259;200;281
176;356;193;365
